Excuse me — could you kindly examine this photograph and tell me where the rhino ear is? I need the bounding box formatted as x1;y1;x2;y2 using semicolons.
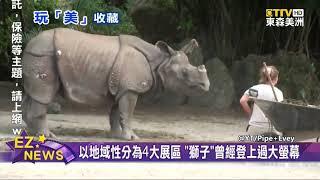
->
180;39;199;54
155;41;176;56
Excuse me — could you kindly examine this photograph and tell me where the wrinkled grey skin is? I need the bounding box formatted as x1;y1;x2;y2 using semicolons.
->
22;28;210;140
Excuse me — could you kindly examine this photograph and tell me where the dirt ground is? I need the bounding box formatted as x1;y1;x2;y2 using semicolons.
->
0;105;247;142
1;81;320;179
0;82;247;144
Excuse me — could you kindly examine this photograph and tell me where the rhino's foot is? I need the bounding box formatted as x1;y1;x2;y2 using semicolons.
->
33;129;57;139
120;129;139;141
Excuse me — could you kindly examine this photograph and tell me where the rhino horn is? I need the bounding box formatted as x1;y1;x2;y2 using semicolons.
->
197;65;206;73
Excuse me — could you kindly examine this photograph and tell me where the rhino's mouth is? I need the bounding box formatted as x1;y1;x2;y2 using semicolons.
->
188;82;209;92
198;82;208;90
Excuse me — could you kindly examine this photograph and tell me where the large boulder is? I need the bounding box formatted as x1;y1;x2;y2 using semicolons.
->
231;52;320;105
188;57;235;110
231;54;271;102
128;0;180;43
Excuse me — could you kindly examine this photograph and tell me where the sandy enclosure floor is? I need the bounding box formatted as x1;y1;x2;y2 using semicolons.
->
0;82;320;179
0;162;320;179
0;100;248;149
0;106;248;141
0;81;248;143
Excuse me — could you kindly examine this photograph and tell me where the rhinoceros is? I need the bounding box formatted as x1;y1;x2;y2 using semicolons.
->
22;28;210;140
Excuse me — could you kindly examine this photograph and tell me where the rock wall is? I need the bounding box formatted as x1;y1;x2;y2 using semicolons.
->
231;52;320;105
231;54;271;103
188;58;235;110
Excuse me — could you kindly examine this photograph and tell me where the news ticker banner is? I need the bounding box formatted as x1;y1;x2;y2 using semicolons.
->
0;131;320;164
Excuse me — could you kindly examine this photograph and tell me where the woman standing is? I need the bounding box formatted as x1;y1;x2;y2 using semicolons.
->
240;65;284;136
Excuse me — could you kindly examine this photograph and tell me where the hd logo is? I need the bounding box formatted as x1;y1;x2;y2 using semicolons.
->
265;9;304;27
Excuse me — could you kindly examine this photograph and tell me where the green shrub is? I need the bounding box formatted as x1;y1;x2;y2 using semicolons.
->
21;0;138;45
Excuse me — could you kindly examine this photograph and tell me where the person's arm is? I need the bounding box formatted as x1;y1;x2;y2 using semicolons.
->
240;94;252;117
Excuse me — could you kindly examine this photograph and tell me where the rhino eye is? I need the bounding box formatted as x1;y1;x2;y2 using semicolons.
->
182;68;188;78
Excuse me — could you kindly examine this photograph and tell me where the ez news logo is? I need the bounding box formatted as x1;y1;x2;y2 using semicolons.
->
266;9;304;27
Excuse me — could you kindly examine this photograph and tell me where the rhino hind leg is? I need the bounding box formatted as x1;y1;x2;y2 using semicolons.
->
109;105;122;138
22;94;56;138
22;51;60;137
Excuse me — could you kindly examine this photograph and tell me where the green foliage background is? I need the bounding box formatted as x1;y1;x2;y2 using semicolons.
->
0;0;137;68
0;0;319;104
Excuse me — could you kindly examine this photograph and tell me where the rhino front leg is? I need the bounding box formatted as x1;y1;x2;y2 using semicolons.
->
109;105;122;138
118;91;139;140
